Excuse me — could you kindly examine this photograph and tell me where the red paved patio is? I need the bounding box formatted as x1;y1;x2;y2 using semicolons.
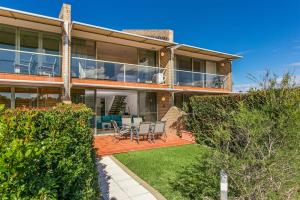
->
94;131;195;156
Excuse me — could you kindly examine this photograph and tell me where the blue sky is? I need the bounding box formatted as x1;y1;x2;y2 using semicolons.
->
1;0;299;91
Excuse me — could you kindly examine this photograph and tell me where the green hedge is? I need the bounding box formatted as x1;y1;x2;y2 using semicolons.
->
0;104;100;200
184;90;278;145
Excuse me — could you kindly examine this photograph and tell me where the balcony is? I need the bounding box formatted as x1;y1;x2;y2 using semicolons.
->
71;57;165;84
0;48;62;77
174;69;226;89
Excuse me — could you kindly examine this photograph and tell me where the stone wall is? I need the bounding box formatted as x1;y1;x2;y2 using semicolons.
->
157;91;173;120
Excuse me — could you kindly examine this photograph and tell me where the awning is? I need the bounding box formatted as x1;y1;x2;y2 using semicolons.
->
176;44;241;60
0;6;63;27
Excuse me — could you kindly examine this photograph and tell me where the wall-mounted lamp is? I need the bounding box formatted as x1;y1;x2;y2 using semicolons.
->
161;96;166;102
160;52;165;57
221;63;225;67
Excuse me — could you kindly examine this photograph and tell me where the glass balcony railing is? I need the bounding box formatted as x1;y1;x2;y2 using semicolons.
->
71;57;164;84
174;69;226;89
0;48;62;77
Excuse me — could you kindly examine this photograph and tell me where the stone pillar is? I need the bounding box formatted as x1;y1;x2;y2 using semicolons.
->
59;4;72;102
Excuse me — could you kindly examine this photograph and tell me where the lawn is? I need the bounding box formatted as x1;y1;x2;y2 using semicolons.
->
114;144;211;200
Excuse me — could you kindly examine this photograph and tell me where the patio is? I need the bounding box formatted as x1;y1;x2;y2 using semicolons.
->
94;131;195;156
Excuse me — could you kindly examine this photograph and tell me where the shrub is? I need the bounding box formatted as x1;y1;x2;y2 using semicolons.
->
0;104;100;200
182;73;300;199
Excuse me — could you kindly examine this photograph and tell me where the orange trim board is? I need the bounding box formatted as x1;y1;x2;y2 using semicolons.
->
173;85;231;93
0;73;63;83
72;78;169;89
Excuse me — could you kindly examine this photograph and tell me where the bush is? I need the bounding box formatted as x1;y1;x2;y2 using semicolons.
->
182;73;300;199
0;104;100;200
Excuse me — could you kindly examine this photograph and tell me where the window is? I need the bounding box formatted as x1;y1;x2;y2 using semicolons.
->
193;59;206;73
20;30;39;52
139;92;157;121
0;25;16;49
0;87;11;108
42;33;60;55
138;49;156;67
97;41;138;64
72;38;96;58
0;26;16;73
38;88;62;107
176;55;192;71
15;88;38;108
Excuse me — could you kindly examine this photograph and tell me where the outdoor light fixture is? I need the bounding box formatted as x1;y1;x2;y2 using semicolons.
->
160;52;165;57
161;96;166;102
221;63;225;67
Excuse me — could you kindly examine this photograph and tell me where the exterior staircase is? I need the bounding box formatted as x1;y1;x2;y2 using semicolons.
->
109;96;127;115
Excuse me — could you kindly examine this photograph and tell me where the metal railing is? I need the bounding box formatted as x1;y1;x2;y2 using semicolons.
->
71;57;164;84
0;48;62;76
174;69;227;89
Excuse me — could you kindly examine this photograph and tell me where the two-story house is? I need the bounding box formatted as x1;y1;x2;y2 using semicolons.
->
0;4;240;133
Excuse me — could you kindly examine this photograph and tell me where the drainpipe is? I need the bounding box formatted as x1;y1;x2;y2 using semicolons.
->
59;4;72;103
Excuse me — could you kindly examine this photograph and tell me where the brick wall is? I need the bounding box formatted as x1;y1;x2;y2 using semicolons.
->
217;61;232;91
122;29;174;42
157;91;173;120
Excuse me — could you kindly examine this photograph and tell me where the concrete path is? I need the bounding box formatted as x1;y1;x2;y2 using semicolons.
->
97;156;157;200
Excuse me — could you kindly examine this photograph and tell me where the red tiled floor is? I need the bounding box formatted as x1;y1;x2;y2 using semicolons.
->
94;132;195;156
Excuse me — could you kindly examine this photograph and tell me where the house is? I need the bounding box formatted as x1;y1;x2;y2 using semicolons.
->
0;4;240;133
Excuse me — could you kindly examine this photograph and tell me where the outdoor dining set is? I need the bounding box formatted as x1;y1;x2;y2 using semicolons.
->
111;117;166;143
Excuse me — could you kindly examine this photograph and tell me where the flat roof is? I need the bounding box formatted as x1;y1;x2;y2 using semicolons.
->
0;6;63;27
0;5;241;60
72;21;175;48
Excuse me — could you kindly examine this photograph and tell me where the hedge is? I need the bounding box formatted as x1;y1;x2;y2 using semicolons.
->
0;104;100;200
184;88;300;146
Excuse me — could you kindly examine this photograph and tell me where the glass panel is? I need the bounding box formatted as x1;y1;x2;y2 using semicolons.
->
71;88;85;104
175;70;193;86
15;88;38;108
138;49;156;67
176;55;192;71
205;74;224;88
20;30;38;52
42;33;60;55
97;41;138;64
139;92;157;122
71;38;96;77
38;88;62;107
0;25;15;49
0;87;11;108
0;26;16;73
193;58;206;73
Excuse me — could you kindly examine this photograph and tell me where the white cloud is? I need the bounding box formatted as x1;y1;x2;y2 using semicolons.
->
288;62;300;67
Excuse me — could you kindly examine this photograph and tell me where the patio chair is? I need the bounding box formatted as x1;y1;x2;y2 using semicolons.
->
122;117;132;129
133;117;143;127
38;58;57;76
132;122;151;143
14;55;33;74
111;120;131;142
150;121;167;142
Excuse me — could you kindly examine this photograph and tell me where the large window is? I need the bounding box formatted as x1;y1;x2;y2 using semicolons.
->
97;41;137;64
0;26;16;73
138;49;156;67
15;88;38;108
38;88;62;107
0;24;61;76
0;87;11;108
139;92;157;121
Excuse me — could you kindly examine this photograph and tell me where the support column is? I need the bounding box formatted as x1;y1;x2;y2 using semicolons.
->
59;4;72;103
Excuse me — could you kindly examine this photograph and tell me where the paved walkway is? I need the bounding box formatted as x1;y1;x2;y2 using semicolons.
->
94;132;194;156
98;156;157;200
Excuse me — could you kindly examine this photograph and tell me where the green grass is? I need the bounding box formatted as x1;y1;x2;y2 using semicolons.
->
114;144;211;200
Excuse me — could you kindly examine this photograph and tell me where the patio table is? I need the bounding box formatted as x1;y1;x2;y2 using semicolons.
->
130;123;155;142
